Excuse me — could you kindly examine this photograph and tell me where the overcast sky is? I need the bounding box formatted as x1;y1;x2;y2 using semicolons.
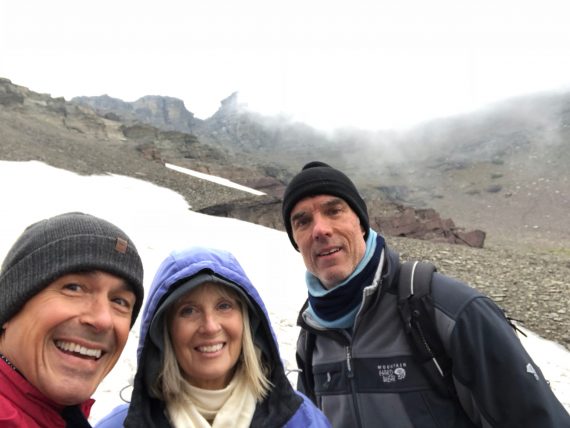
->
2;0;570;131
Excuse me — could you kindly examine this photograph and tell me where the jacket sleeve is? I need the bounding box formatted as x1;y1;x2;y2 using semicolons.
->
283;392;331;428
449;296;570;427
92;404;128;428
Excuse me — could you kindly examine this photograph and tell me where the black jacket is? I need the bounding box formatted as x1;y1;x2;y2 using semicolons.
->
296;243;570;427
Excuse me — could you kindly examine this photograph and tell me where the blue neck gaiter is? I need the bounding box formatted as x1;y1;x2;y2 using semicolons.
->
306;230;384;329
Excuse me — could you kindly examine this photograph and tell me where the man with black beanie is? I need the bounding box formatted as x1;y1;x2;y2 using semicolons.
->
0;212;145;427
282;161;570;428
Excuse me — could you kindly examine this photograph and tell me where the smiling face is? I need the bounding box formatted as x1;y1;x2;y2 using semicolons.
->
291;195;367;289
168;282;244;390
0;271;135;405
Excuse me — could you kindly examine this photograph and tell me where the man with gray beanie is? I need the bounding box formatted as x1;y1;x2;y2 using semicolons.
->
282;161;570;427
0;212;144;428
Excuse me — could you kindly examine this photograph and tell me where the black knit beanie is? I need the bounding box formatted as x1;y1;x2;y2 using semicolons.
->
0;212;144;328
282;161;369;250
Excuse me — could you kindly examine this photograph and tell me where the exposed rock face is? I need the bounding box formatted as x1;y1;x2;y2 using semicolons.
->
72;94;199;133
198;195;285;231
199;195;486;248
132;96;197;132
373;206;486;248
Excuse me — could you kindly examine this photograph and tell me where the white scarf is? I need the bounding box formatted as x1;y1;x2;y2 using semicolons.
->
167;371;257;428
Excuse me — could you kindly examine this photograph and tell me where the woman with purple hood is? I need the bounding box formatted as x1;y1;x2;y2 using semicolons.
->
96;246;330;428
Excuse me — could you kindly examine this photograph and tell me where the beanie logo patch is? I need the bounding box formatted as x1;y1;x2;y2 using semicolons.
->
115;237;128;254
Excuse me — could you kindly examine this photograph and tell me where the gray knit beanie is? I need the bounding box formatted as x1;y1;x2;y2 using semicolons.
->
282;161;369;250
0;212;144;328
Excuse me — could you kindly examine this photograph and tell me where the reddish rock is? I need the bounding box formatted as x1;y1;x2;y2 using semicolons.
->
372;204;486;248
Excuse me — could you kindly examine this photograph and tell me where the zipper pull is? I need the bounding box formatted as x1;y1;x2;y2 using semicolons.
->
346;346;354;378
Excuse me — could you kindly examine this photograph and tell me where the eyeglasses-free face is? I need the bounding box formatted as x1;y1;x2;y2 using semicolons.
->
0;271;135;405
169;282;244;390
291;195;367;289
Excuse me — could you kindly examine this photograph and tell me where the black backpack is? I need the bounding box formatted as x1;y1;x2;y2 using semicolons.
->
299;260;456;400
397;261;456;398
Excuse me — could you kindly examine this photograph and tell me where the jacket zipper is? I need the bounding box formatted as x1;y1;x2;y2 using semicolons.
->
346;345;364;428
346;345;354;378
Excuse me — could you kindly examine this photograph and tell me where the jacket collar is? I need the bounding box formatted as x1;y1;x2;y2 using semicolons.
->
0;358;94;425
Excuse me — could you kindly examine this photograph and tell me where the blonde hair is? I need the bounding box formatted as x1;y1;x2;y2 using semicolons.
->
152;282;272;403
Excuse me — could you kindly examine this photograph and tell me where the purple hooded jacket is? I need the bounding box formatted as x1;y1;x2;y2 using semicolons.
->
95;246;330;428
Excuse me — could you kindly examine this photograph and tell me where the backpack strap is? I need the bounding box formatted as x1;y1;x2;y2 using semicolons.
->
398;261;456;398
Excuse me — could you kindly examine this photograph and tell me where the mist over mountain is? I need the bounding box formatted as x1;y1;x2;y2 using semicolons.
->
71;85;570;248
1;77;568;248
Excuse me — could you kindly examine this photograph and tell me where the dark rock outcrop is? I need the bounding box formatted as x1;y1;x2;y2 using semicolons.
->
72;94;199;133
198;195;284;231
373;206;486;248
199;196;486;248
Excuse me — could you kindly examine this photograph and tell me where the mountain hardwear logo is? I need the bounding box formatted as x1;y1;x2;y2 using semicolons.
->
378;362;407;383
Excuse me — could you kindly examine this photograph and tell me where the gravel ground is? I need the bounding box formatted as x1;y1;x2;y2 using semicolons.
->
390;236;570;350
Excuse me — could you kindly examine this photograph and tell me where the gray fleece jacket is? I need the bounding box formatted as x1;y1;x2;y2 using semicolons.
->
296;242;570;427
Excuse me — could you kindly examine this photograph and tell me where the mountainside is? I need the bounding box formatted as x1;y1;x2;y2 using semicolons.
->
0;78;279;213
72;86;570;248
71;91;332;182
2;77;569;247
72;94;200;134
360;93;570;247
2;78;482;244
